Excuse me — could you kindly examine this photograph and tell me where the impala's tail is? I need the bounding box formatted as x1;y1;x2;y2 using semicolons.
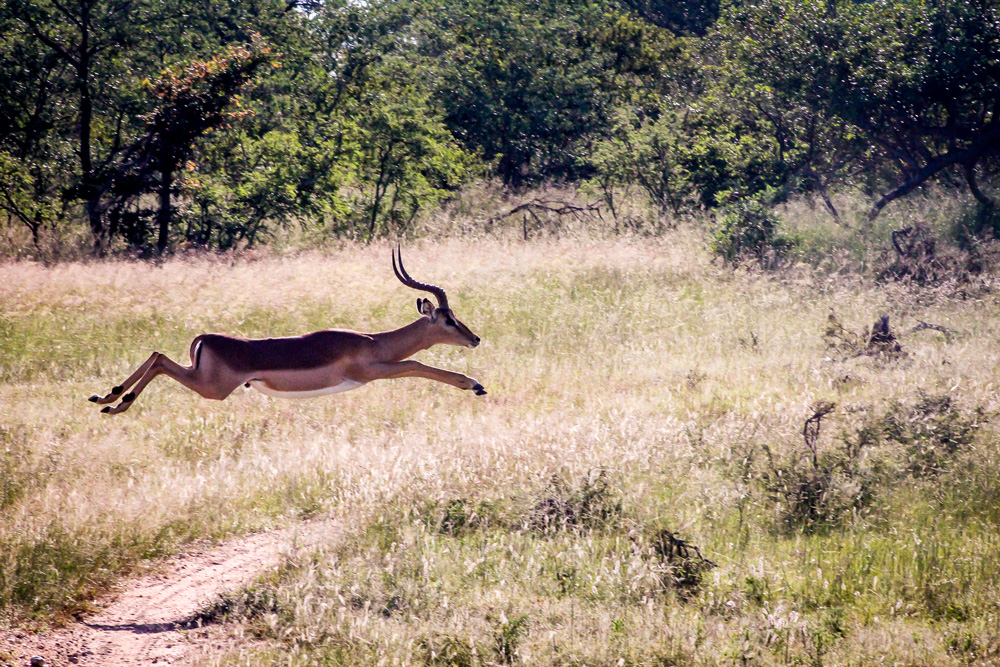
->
190;335;205;370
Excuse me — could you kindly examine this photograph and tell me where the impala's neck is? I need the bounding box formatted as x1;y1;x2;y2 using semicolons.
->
372;318;439;361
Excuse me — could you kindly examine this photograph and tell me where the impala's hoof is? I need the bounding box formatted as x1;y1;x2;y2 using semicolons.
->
473;384;487;396
89;395;99;402
101;406;111;413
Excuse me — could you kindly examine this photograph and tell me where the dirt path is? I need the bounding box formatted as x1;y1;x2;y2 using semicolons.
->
1;520;337;667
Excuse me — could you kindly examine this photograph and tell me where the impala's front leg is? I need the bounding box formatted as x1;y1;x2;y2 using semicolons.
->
367;361;487;395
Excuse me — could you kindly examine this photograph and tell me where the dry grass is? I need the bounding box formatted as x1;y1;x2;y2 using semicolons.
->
3;221;1000;665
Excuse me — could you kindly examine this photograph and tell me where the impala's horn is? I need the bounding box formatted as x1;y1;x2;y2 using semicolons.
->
392;245;450;311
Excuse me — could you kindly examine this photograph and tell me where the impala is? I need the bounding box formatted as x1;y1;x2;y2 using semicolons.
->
90;247;486;414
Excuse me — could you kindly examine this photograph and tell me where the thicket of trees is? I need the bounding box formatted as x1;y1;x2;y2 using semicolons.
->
1;0;998;256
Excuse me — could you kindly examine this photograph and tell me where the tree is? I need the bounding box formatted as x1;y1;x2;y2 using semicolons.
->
587;108;692;223
128;35;274;253
351;87;473;240
833;0;1000;220
0;12;73;252
1;0;309;255
620;0;720;36
710;0;1000;222
7;0;143;253
412;0;680;186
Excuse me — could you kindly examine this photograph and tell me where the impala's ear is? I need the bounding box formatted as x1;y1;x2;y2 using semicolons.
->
417;298;435;318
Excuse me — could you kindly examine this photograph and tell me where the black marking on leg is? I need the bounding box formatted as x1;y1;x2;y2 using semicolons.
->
101;406;111;413
89;395;99;402
122;391;136;402
112;385;124;394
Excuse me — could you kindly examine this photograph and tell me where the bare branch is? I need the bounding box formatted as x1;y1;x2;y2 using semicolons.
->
484;198;603;227
909;321;954;337
869;123;1000;221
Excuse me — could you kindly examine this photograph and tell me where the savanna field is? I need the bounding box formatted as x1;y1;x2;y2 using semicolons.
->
3;210;1000;666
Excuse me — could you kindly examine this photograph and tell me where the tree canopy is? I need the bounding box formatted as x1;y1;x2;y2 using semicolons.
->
1;0;998;256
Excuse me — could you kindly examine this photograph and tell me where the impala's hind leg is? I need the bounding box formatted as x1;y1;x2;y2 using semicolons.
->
89;353;159;404
101;346;243;415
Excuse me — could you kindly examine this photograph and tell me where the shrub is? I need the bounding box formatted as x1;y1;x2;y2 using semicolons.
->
649;528;717;599
880;393;984;476
489;612;530;665
712;197;795;265
760;402;880;532
878;223;1000;286
760;395;986;532
420;634;480;667
421;497;502;537
528;469;622;534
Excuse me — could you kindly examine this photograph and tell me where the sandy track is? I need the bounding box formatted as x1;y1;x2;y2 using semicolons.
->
1;520;337;667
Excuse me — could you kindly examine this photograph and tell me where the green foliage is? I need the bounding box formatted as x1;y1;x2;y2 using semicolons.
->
348;83;475;240
421;497;504;537
758;395;987;534
180;128;323;250
146;36;274;172
711;196;794;264
489;612;529;664
586;108;692;224
420;633;481;667
413;0;682;186
709;0;1000;220
621;0;721;36
872;394;984;477
0;426;31;509
124;34;275;253
3;0;1000;255
0;151;67;253
709;0;861;206
759;403;881;533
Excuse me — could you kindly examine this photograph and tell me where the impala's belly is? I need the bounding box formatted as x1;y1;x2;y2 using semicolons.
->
249;379;364;399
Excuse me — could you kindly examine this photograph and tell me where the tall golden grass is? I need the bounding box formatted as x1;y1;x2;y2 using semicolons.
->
3;213;1000;664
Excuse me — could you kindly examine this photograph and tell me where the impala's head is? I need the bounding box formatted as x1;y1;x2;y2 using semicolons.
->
393;246;481;348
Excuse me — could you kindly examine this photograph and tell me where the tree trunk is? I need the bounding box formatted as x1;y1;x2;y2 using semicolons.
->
77;2;108;254
157;163;172;254
868;125;1000;222
964;160;996;209
78;19;106;255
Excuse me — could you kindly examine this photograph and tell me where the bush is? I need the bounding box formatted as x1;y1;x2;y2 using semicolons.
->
880;394;984;476
528;469;622;534
878;223;1000;286
422;497;503;537
712;197;795;265
489;612;530;665
759;395;986;533
649;528;717;599
760;402;881;532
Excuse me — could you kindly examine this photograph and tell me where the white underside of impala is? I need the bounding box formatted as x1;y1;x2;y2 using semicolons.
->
248;379;364;399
